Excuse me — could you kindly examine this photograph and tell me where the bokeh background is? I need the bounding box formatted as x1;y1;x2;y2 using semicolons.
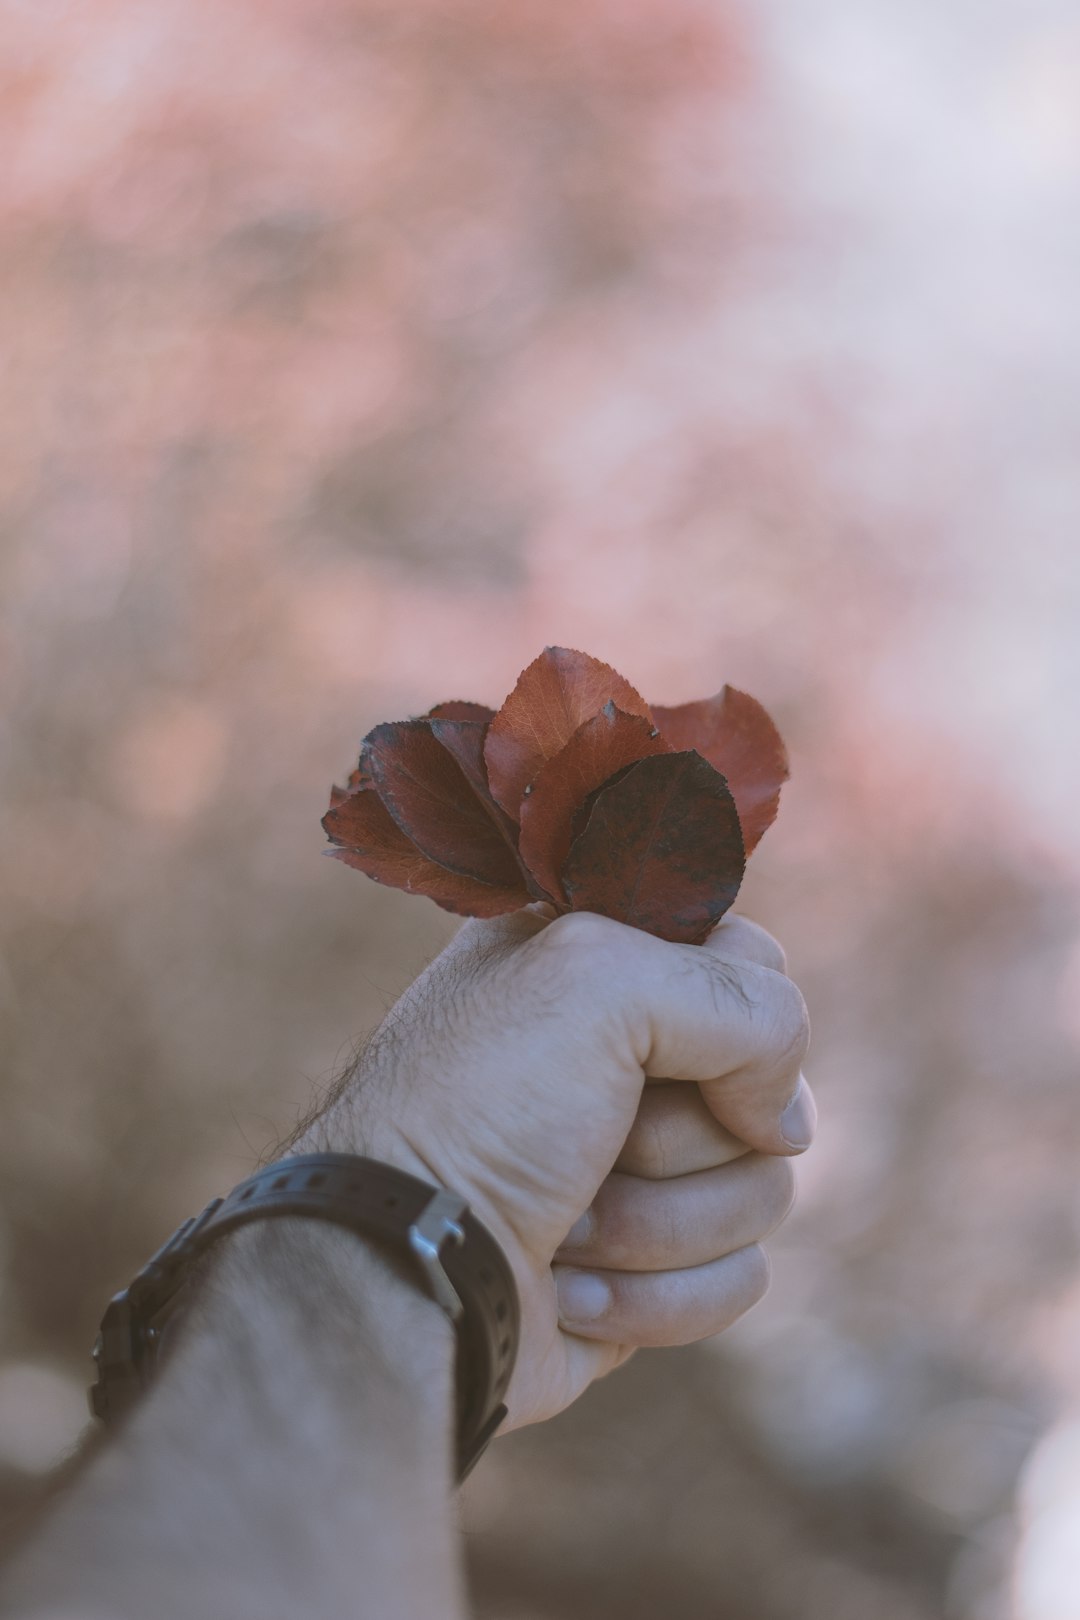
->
2;2;1080;1616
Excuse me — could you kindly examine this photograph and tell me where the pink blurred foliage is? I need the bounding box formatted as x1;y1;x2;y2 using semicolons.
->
1;3;1079;1617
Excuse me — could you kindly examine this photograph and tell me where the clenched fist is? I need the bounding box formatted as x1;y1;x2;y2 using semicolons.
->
296;907;814;1429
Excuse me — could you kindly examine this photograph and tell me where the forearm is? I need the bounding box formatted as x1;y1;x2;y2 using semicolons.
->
1;1222;464;1620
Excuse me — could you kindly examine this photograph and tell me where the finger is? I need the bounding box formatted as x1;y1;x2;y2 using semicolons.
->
527;912;814;1155
645;954;812;1154
610;924;813;1155
554;1244;771;1347
615;1083;749;1178
703;914;788;975
556;1155;795;1272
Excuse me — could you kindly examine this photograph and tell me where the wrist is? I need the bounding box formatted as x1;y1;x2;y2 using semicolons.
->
159;1217;456;1461
88;1151;519;1487
12;1218;465;1620
293;1097;443;1196
292;1094;530;1292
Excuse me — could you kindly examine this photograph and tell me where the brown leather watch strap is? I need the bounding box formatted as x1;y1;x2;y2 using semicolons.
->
89;1153;520;1481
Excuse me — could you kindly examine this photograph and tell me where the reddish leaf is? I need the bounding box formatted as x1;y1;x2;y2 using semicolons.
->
562;751;745;944
426;718;498;805
424;700;496;724
426;716;540;881
328;763;370;809
518;704;672;903
324;653;788;941
484;646;652;818
323;789;526;918
362;720;525;888
652;687;789;855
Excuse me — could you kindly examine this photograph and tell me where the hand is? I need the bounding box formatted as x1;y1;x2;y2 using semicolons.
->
296;909;814;1429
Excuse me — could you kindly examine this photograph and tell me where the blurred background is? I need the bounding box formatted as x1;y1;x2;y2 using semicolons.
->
2;1;1079;1615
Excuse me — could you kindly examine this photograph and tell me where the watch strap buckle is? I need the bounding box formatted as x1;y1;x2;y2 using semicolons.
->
408;1190;467;1322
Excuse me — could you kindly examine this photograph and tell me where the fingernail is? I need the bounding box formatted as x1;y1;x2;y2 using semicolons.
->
555;1269;611;1323
779;1076;817;1151
561;1210;593;1250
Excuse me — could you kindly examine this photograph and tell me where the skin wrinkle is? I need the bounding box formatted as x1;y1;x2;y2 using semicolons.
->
764;984;812;1088
640;1104;674;1183
651;1176;683;1260
590;1244;772;1350
394;1124;451;1196
519;918;609;1017
584;1155;794;1272
617;1084;747;1179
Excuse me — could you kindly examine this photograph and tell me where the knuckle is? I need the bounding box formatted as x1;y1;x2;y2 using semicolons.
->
699;953;757;1017
753;928;788;976
766;981;811;1074
542;910;623;955
535;912;627;985
531;911;640;1008
763;940;788;976
724;917;788;974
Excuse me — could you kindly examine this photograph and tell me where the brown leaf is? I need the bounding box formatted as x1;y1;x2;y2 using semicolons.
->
518;703;671;902
328;763;370;809
424;700;496;723
427;715;540;880
323;789;526;918
362;720;526;888
562;751;745;943
426;718;498;805
484;646;652;818
652;687;789;855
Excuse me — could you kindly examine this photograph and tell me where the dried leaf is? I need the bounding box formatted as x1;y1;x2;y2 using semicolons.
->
562;751;745;943
518;703;671;902
322;789;525;918
651;687;789;854
328;763;370;808
484;646;652;817
325;652;787;940
424;700;496;723
426;718;498;806
427;716;538;880
362;720;526;888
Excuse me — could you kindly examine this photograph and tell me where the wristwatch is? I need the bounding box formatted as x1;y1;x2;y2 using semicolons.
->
88;1152;520;1482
